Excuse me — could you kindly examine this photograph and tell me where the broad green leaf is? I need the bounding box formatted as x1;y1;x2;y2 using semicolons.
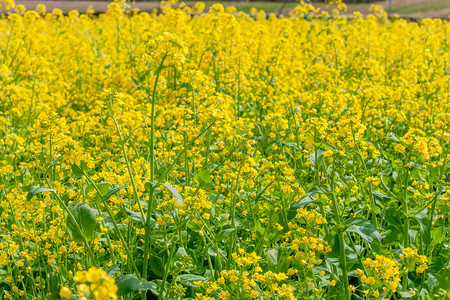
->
207;247;217;257
430;228;444;246
27;186;55;201
150;255;163;277
385;132;400;142
116;274;157;296
372;191;393;202
195;170;212;185
289;185;328;219
177;274;207;286
71;161;89;177
174;247;188;260
427;273;438;295
177;274;207;281
103;186;127;202
116;207;145;224
414;209;431;244
66;202;97;243
96;182;110;195
369;204;381;215
343;217;381;243
399;291;415;298
126;208;145;223
86;182;110;198
328;235;358;269
71;164;84;177
106;264;120;276
267;245;280;271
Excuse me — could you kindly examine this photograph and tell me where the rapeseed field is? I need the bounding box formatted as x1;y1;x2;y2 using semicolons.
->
0;0;449;298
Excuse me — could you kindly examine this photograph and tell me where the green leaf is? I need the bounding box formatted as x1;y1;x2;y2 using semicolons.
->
372;191;393;203
309;149;324;168
427;273;438;295
343;217;381;243
328;234;358;269
71;161;89;177
177;274;207;281
60;265;69;281
126;208;145;223
86;182;110;198
414;210;431;244
174;247;188;260
66;202;97;243
195;170;212;185
163;183;183;205
96;182;111;195
385;132;400;142
27;186;55;201
71;164;84;177
207;247;217;257
369;204;381;215
267;245;280;271
177;274;207;286
399;291;415;298
116;274;157;296
131;76;139;88
150;255;163;277
103;186;127;202
106;264;120;276
430;228;444;246
288;185;328;219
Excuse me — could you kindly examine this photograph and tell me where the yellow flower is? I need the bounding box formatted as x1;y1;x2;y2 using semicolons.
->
59;287;72;298
323;149;333;157
394;144;405;154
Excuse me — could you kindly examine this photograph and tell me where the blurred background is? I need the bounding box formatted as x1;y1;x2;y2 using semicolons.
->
13;0;450;18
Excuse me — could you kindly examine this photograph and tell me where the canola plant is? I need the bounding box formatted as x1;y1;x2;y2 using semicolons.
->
0;0;449;299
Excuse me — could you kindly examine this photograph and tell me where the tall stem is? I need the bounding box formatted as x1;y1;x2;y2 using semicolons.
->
329;167;350;300
112;115;145;221
143;54;167;282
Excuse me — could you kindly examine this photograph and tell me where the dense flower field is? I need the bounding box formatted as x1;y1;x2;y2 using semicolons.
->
0;0;449;298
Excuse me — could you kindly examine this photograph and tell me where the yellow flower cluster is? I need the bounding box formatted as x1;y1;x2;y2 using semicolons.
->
400;131;443;161
65;267;118;300
400;247;429;274
231;248;262;266
197;267;296;299
362;255;400;292
0;0;448;298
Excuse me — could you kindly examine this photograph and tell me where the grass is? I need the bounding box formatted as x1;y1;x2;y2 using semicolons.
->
12;0;450;17
231;2;299;13
389;0;449;14
184;1;298;13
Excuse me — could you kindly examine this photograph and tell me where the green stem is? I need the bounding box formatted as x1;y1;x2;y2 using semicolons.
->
142;184;155;280
329;168;350;300
111;115;145;222
142;53;167;284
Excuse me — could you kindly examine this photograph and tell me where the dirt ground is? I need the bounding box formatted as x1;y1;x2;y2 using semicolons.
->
13;0;450;17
